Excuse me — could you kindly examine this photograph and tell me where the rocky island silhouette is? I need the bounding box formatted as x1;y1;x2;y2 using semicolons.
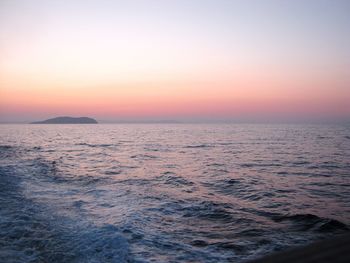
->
31;116;98;124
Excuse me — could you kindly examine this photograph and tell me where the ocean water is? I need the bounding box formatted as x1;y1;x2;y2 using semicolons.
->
0;124;349;263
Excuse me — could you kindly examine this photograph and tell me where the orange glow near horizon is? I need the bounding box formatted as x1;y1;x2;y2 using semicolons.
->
1;67;348;120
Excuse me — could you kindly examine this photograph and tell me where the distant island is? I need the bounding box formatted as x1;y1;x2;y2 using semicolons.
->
31;116;98;124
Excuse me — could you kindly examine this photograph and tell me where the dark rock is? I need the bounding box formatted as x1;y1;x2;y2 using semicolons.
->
31;116;97;124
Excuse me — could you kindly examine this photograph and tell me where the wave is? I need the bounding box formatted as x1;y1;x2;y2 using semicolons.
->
130;154;158;160
104;169;122;175
0;162;130;263
70;224;130;262
241;163;282;168
0;145;13;150
157;172;194;187
76;143;115;148
0;145;17;159
182;201;235;223
202;178;258;200
184;144;214;149
272;213;349;233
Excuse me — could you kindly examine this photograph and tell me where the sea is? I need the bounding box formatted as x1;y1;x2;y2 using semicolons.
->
0;124;349;263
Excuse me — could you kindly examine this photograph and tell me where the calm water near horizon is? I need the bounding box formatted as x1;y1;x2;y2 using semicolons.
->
1;124;349;262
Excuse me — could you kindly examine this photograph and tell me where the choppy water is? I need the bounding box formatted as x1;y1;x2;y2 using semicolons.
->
1;124;350;263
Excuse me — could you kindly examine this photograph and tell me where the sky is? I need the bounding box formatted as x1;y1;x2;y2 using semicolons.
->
0;0;349;123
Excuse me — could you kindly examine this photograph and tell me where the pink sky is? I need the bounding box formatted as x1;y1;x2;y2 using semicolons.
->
1;0;349;122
